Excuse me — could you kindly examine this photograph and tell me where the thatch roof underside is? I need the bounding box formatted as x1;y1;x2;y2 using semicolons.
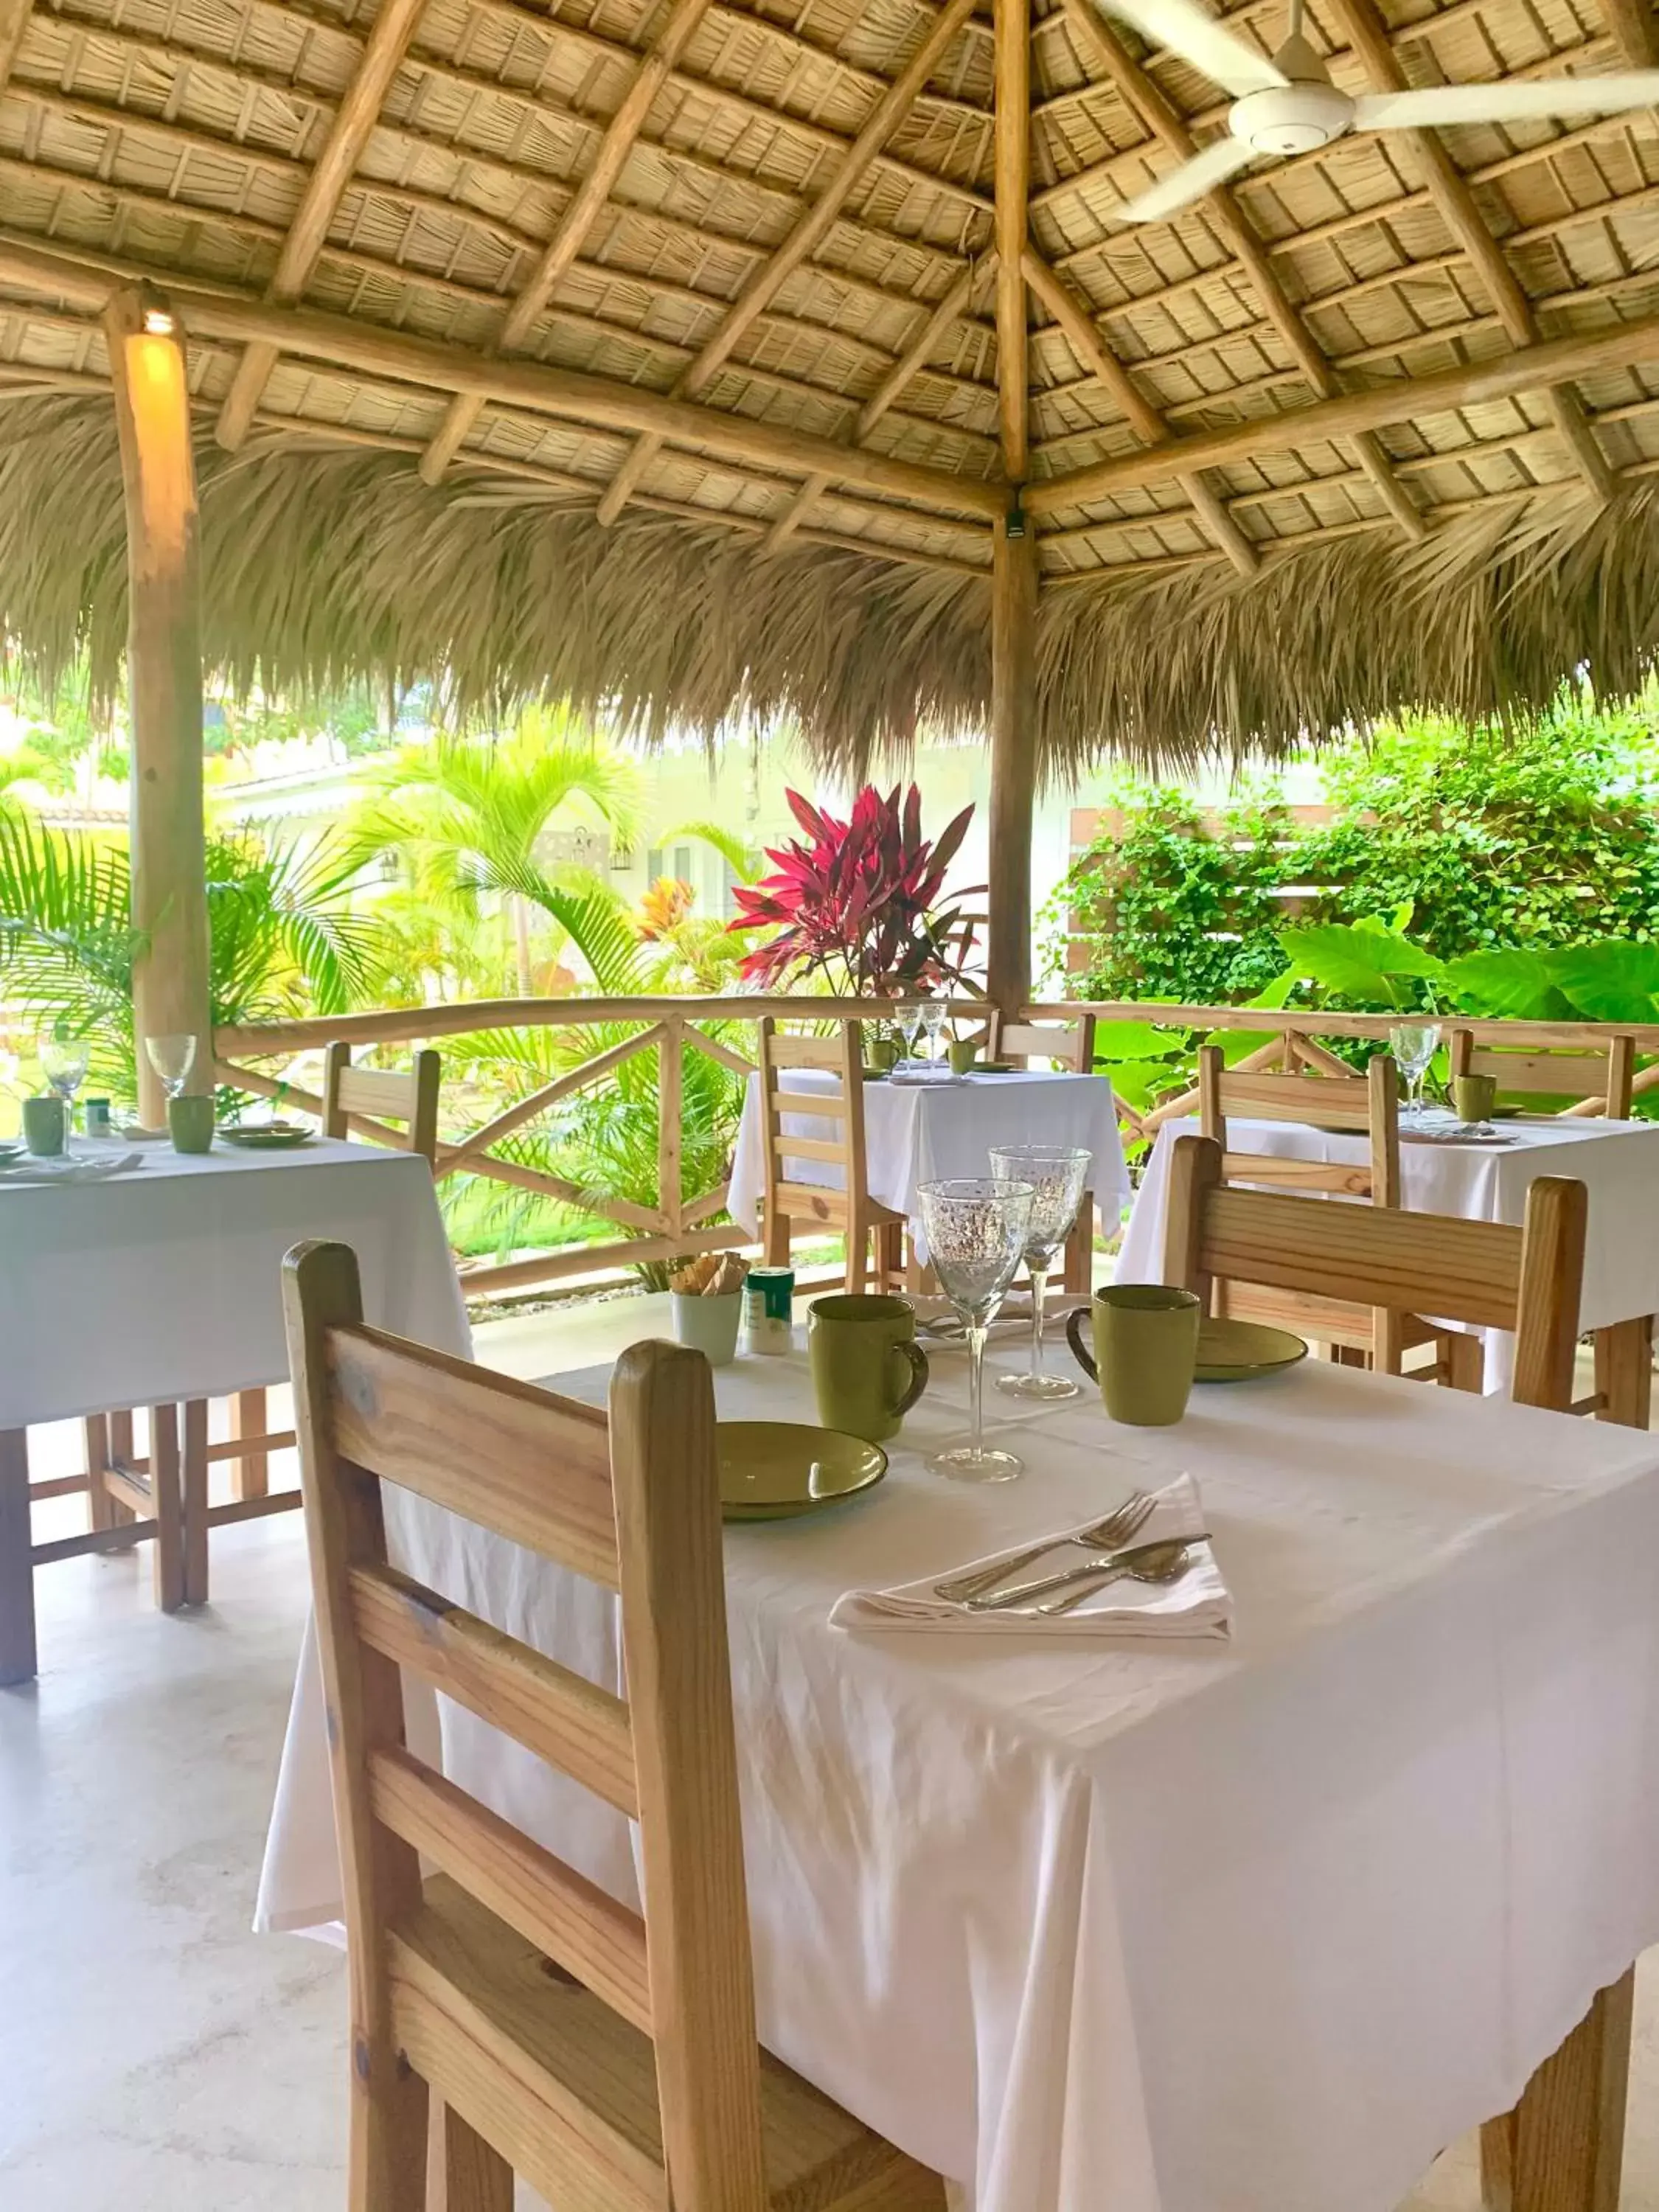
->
1;0;1659;765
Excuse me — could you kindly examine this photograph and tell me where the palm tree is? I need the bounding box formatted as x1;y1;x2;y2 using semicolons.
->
345;705;643;993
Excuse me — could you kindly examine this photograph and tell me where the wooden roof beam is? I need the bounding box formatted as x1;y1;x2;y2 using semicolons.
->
1023;304;1659;515
1023;248;1258;575
214;0;428;451
591;0;983;528
1600;0;1658;69
994;0;1031;485
0;232;1005;524
1054;0;1422;543
419;0;717;486
1313;0;1613;504
0;0;32;92
762;252;992;554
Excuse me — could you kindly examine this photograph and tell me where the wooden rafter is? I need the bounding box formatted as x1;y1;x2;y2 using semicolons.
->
590;0;984;529
0;0;32;92
214;0;429;451
0;233;1006;523
1024;248;1259;576
762;253;993;555
1602;0;1659;66
1321;0;1614;505
1023;302;1659;514
993;0;1031;484
1053;0;1422;544
420;0;715;486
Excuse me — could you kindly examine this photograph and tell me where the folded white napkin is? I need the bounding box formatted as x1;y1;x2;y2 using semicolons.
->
830;1472;1230;1639
0;1150;145;1187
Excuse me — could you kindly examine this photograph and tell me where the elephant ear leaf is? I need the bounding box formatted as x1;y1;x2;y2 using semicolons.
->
1276;923;1445;1005
1441;949;1573;1020
1544;942;1659;1023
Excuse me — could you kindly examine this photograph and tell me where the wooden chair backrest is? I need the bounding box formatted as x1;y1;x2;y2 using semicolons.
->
1447;1028;1636;1118
1161;1133;1587;1410
988;1009;1096;1071
322;1041;442;1166
282;1240;768;2212
757;1017;869;1228
1197;1045;1402;1206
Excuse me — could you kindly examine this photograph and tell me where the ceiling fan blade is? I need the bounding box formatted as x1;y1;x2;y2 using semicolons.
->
1354;71;1659;131
1113;134;1260;222
1090;0;1287;99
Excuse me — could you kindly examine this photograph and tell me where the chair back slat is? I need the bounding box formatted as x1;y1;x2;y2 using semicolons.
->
368;1745;653;2036
323;1041;442;1164
283;1242;773;2212
764;1031;847;1069
350;1562;637;1816
990;1012;1095;1071
327;1326;621;1587
1202;1062;1379;1132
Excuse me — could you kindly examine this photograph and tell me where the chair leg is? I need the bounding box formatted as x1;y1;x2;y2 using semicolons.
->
844;1217;869;1294
352;2036;429;2212
232;1387;270;1499
1593;1317;1652;1430
431;2103;512;2212
876;1217;904;1293
148;1405;186;1614
0;1427;37;1687
1062;1192;1094;1295
182;1397;209;1607
763;1205;792;1268
1443;1332;1484;1394
1480;1967;1632;2212
84;1414;114;1534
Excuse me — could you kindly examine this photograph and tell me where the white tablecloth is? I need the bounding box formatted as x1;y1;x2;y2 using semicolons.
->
728;1068;1131;1257
1120;1113;1659;1390
0;1137;469;1425
257;1334;1659;2212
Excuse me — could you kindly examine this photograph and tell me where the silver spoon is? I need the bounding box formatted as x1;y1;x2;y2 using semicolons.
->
964;1535;1204;1613
1034;1543;1201;1618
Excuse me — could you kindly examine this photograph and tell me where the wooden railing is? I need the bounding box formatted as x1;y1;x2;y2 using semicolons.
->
215;995;1659;1295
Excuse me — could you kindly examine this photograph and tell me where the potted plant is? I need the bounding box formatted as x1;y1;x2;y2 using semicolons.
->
728;786;982;1070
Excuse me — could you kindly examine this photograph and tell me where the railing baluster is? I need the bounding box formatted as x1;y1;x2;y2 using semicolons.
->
658;1019;684;1238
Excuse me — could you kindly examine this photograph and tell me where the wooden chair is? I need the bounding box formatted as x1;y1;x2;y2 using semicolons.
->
323;1042;442;1163
1447;1027;1637;1119
986;1009;1099;1293
757;1019;905;1293
1162;1133;1587;1411
1193;1044;1476;1381
283;1239;946;2212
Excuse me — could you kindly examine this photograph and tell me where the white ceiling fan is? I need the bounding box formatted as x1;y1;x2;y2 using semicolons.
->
1093;0;1659;223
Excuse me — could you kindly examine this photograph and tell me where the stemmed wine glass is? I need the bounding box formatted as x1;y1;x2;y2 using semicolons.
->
1388;1021;1440;1120
38;1029;90;1135
911;992;949;1074
990;1146;1093;1402
145;1033;198;1102
915;1177;1034;1481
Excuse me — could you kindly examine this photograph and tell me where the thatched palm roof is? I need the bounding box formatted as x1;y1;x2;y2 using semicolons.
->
0;0;1658;767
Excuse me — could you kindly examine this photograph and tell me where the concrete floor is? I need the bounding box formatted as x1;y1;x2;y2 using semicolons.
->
4;1297;1659;2211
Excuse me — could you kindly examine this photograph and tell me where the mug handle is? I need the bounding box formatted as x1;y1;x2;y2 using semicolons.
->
1065;1306;1098;1383
888;1340;929;1416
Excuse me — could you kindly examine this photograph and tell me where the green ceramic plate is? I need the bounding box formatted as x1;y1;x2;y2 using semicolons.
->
1195;1318;1309;1383
717;1422;888;1521
970;1062;1018;1074
218;1124;315;1150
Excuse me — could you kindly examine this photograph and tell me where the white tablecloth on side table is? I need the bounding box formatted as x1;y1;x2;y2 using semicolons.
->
728;1068;1131;1258
1120;1113;1659;1389
257;1335;1659;2212
0;1136;470;1426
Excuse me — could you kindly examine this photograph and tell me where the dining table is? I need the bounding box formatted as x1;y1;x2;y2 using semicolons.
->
727;1064;1132;1262
256;1320;1659;2212
0;1133;468;1682
1120;1110;1659;1402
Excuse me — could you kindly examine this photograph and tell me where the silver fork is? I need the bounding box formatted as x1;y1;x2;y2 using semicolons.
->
933;1489;1155;1604
966;1535;1205;1614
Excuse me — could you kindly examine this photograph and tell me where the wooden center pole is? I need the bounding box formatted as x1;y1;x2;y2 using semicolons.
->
104;283;212;1123
987;513;1039;1016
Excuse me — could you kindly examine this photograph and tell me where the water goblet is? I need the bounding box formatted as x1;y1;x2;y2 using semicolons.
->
38;1030;90;1135
145;1032;198;1102
990;1146;1092;1402
1388;1021;1440;1120
917;994;949;1071
915;1177;1034;1481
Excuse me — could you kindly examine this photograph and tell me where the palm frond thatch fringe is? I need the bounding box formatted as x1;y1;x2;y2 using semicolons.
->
3;396;1658;768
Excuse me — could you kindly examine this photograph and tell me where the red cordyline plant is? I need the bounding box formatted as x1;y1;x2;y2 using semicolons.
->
728;784;982;995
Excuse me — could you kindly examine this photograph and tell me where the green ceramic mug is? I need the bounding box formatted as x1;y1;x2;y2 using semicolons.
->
22;1094;65;1156
808;1293;929;1444
947;1039;979;1075
1453;1072;1498;1123
1066;1284;1202;1427
168;1094;215;1154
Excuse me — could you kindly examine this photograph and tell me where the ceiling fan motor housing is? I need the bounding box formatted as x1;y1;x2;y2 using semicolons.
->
1228;81;1352;153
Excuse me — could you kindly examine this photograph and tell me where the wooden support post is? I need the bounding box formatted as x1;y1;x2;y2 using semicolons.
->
1481;1969;1634;2212
232;1388;271;1499
0;1427;36;1686
988;514;1039;1015
181;1395;209;1607
147;1402;186;1613
103;284;211;1127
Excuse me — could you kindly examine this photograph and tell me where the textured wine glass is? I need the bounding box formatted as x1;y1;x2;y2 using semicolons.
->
918;995;948;1068
144;1032;198;1102
38;1032;89;1129
1388;1021;1440;1119
990;1146;1092;1403
916;1177;1034;1481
